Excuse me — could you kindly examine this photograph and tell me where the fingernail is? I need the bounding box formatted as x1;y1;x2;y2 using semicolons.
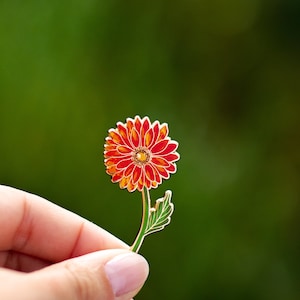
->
105;252;149;297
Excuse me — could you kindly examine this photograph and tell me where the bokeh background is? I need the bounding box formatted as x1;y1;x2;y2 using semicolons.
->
1;0;299;299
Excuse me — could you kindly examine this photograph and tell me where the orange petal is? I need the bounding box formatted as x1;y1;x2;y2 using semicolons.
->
158;124;168;141
151;156;170;167
109;130;123;144
119;176;129;189
126;118;134;132
117;146;132;153
127;180;136;192
104;144;116;152
144;128;154;147
106;165;117;175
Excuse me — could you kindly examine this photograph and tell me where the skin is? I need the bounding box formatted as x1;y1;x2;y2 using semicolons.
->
0;185;149;300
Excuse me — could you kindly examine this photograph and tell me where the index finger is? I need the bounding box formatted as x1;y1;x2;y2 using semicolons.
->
0;185;128;262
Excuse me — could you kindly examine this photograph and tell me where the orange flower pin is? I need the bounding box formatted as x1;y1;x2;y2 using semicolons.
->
104;116;180;252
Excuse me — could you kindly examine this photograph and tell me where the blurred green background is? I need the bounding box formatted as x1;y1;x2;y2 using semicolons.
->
0;0;299;299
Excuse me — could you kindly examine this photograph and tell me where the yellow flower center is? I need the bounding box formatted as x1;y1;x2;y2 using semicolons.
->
133;148;150;165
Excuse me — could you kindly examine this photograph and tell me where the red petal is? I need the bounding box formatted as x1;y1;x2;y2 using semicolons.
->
148;121;159;148
131;128;140;148
134;116;142;133
151;156;170;167
112;171;123;182
141;117;150;146
104;150;124;157
145;164;155;181
137;176;144;191
162;153;180;162
132;166;142;184
157;142;178;155
166;163;176;173
154;165;169;179
126;118;134;131
104;157;120;166
145;176;151;189
117;158;133;169
151;139;168;153
124;162;135;176
151;164;162;184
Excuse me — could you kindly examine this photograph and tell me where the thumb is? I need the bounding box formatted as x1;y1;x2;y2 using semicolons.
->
24;249;149;300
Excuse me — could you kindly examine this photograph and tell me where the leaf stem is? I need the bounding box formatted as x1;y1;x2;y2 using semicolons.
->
130;188;151;253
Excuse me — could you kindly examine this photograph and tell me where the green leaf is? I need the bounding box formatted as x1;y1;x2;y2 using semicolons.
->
144;190;174;236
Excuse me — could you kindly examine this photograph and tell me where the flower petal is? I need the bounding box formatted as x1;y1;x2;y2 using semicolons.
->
117;146;132;154
144;127;154;147
158;123;168;141
124;162;135;176
108;130;123;144
117;123;132;147
156;142;178;155
131;128;140;148
119;176;129;189
145;164;155;181
151;139;169;154
137;176;144;191
166;163;176;173
104;150;124;158
141;117;150;146
132;165;142;184
154;165;169;179
162;153;180;162
127;180;136;192
134;116;142;133
106;165;117;175
112;171;124;182
105;157;121;166
117;158;133;169
151;156;170;167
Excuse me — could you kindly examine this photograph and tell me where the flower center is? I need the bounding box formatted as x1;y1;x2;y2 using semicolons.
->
133;148;150;165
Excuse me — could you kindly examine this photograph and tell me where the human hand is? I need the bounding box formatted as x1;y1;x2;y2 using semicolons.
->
0;185;149;300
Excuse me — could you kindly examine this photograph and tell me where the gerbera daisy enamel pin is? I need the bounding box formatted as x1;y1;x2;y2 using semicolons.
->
104;116;180;252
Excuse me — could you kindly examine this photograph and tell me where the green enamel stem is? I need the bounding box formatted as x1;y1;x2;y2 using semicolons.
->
130;188;151;253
